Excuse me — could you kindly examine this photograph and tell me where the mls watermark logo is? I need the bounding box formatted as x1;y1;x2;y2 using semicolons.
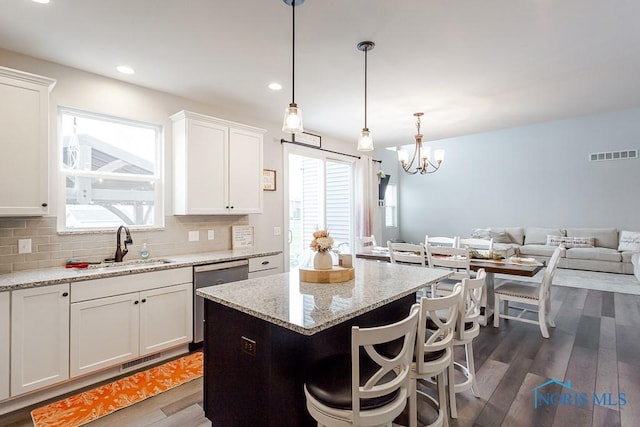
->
532;378;627;409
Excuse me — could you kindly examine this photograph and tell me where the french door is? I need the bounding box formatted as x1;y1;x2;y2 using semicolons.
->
284;146;354;271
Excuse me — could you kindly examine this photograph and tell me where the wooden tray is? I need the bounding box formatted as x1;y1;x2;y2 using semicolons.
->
299;266;355;283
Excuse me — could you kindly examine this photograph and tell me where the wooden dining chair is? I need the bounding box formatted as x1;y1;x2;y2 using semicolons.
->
493;246;562;338
425;245;471;297
425;235;459;248
388;242;426;266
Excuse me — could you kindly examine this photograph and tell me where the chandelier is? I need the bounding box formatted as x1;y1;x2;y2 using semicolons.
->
397;112;445;175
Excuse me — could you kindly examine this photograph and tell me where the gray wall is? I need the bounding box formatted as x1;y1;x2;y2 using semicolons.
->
392;108;640;244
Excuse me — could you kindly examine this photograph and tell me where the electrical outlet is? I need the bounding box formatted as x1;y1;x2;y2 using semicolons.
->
18;239;32;254
208;230;215;240
273;227;281;236
241;336;256;356
188;231;200;242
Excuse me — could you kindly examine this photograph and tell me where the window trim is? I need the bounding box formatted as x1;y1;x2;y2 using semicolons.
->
56;107;164;233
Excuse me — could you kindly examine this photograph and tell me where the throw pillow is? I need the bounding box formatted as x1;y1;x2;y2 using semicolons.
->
492;231;512;244
546;235;565;246
471;228;492;240
564;236;595;248
618;230;640;251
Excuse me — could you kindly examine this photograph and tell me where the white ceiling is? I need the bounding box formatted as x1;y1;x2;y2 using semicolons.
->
2;0;640;148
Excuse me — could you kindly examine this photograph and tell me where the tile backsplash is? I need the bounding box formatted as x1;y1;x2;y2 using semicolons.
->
0;216;249;274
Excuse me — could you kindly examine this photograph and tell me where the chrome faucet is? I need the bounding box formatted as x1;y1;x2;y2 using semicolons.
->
114;225;133;262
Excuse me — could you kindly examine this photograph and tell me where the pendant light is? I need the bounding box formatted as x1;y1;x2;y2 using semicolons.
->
357;41;375;151
282;0;304;133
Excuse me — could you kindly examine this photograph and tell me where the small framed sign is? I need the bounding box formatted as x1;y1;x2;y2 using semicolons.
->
232;225;255;249
263;169;276;191
292;132;321;148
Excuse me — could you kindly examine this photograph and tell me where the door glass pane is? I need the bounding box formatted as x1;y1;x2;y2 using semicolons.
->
287;153;353;270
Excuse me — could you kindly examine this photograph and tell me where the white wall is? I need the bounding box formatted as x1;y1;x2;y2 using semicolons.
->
392;108;640;244
0;48;359;255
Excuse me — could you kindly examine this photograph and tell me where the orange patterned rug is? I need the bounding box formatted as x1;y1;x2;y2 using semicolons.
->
31;352;203;427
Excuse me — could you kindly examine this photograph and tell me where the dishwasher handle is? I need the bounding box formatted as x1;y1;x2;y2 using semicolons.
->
194;259;249;273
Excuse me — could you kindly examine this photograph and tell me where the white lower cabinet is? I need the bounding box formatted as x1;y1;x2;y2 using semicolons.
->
0;292;9;401
70;293;140;378
10;284;70;396
70;268;192;378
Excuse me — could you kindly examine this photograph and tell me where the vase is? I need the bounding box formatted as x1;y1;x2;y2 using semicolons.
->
313;251;333;270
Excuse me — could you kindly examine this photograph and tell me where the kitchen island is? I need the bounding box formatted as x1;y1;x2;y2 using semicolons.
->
196;259;451;426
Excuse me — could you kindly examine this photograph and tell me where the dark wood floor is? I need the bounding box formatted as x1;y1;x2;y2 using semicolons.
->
2;284;639;426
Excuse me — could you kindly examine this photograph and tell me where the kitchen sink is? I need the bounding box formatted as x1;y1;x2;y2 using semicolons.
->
87;258;176;269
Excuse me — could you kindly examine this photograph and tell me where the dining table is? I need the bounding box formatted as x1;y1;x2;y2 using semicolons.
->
356;249;545;326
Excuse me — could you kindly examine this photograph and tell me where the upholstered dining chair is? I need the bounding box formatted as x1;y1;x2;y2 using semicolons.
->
408;284;464;427
493;246;562;338
304;304;420;427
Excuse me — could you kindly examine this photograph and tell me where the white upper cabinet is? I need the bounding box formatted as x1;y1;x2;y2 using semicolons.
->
0;67;56;216
171;110;265;215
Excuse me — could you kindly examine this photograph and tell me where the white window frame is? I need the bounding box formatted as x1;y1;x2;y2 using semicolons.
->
56;107;164;233
384;183;398;228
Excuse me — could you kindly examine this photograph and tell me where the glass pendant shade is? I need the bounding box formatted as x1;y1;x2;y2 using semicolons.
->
282;103;304;133
397;149;409;164
357;128;374;151
434;149;445;162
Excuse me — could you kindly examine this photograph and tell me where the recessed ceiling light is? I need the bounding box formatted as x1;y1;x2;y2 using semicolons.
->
32;0;50;4
268;82;282;91
116;65;135;75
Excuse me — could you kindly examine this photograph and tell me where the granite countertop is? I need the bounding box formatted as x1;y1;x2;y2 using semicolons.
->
0;249;281;291
196;259;452;336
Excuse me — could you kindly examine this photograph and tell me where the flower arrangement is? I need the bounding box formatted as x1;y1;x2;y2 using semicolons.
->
310;230;334;253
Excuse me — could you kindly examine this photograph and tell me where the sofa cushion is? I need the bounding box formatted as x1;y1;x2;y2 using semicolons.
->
525;228;565;245
565;247;622;262
518;244;562;257
618;230;640;251
499;227;525;245
621;251;638;263
564;236;595;248
565;228;618;250
470;228;511;244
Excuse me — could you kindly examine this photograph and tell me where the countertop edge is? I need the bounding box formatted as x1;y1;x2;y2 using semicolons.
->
0;249;282;291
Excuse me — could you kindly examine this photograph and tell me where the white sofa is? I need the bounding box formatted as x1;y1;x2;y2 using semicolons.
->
470;227;640;275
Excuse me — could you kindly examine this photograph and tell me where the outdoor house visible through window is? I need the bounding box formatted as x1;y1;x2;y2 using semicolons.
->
58;108;163;231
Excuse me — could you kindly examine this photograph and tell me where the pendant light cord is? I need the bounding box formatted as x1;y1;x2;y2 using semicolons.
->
291;1;296;104
364;46;368;128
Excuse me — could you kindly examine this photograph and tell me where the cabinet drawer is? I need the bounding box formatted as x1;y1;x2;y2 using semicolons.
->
71;267;192;302
249;254;282;273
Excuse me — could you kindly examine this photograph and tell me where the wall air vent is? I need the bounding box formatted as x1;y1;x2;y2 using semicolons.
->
120;352;162;371
589;149;637;162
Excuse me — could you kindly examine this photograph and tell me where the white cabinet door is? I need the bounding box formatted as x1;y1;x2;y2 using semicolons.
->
228;127;263;214
172;110;265;215
0;292;9;401
70;293;140;378
139;283;193;356
175;118;228;215
0;67;55;216
11;284;69;396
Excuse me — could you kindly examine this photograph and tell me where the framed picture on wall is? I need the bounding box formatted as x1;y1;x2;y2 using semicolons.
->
232;225;255;249
263;169;276;191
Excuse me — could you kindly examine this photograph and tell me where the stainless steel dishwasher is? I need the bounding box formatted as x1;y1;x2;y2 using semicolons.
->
193;259;249;343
